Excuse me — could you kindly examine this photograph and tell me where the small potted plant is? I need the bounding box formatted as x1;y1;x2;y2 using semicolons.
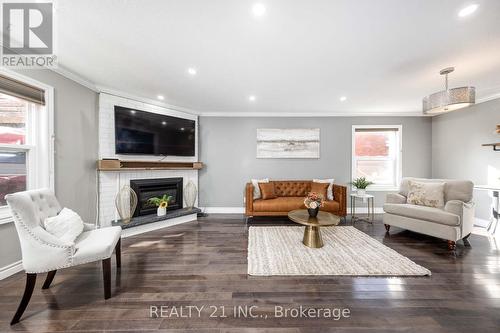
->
350;177;374;196
304;192;324;217
148;194;172;217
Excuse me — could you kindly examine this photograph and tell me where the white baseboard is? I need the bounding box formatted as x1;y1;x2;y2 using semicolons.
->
350;207;384;214
201;207;384;214
0;260;23;280
121;213;198;238
201;207;245;214
474;218;491;228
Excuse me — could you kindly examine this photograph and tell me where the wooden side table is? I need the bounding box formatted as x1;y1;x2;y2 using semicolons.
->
350;193;375;223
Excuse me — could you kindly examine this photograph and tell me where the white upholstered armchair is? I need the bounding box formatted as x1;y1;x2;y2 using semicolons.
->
383;178;474;250
6;189;122;325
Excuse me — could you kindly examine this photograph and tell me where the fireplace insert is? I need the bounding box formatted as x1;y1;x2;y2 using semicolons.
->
130;177;183;217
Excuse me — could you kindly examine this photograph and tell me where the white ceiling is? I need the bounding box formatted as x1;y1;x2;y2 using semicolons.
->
54;0;500;115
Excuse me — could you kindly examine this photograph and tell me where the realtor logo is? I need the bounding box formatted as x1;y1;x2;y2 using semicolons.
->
1;2;56;68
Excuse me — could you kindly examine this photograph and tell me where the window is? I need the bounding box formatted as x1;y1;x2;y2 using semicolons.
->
0;71;53;221
352;125;402;191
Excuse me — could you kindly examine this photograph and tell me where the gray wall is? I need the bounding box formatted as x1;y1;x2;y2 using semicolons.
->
199;116;432;208
0;69;98;269
432;98;500;221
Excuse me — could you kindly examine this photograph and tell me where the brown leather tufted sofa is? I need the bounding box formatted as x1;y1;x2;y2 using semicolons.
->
245;180;347;217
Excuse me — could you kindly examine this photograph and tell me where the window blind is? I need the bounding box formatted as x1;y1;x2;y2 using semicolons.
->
0;74;45;105
355;128;399;132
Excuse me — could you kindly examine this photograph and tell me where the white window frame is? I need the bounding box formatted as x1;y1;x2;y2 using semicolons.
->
351;125;402;192
0;69;54;224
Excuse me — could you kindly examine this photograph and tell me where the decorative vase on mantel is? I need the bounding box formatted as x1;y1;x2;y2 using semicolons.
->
157;206;166;217
307;207;319;218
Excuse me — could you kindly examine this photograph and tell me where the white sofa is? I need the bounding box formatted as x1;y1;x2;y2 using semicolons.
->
383;178;474;250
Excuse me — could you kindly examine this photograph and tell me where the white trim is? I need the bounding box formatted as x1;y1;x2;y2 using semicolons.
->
0;69;55;222
0;260;22;280
474;218;491;228
351;125;402;191
201;207;245;214
120;213;197;238
51;65;98;92
350;207;385;214
97;86;200;116
201;111;426;117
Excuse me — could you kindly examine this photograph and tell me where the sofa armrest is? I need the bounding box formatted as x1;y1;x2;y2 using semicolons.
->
444;200;475;238
245;183;254;216
332;184;347;217
386;193;407;204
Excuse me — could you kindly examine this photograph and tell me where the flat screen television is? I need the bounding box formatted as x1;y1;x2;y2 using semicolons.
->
114;106;196;156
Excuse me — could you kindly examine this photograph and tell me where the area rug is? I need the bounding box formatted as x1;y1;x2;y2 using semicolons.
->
248;226;431;276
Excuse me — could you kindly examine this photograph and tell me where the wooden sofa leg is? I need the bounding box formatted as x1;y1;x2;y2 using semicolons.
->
115;239;121;268
42;270;57;289
447;240;456;250
463;233;471;247
11;273;36;325
102;258;111;299
384;224;391;232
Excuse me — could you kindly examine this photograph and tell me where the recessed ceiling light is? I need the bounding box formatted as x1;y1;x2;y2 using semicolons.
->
248;95;257;102
157;95;164;100
130;110;136;114
187;67;197;75
458;4;479;17
162;121;167;125
339;96;347;102
252;3;266;17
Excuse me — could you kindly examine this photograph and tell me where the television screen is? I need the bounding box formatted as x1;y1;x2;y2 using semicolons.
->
114;106;196;156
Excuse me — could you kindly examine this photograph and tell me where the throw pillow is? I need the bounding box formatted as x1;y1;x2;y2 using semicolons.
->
406;181;445;208
313;178;335;200
251;178;269;199
43;208;84;243
259;182;277;200
310;182;329;200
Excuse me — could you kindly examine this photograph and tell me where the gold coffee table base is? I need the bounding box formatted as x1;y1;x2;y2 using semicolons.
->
288;210;341;249
303;225;323;248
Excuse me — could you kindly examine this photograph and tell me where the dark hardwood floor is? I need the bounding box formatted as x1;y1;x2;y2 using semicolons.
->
1;215;499;332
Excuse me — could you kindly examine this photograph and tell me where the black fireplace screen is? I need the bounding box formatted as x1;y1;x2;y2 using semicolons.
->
130;177;183;217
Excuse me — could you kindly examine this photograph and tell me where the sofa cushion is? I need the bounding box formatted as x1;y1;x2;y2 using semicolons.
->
251;178;269;199
406;181;445;208
383;203;460;226
310;182;329;199
259;182;277;200
322;200;340;213
254;197;305;212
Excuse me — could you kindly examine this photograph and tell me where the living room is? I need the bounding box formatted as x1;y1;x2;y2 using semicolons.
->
0;1;499;332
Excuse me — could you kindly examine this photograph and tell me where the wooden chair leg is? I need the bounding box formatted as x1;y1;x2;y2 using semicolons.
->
463;233;471;247
42;270;57;289
102;258;111;299
447;240;456;250
115;238;121;268
11;273;36;325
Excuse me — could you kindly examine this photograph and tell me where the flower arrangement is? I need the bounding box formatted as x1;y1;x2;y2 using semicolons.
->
148;194;172;216
304;192;324;209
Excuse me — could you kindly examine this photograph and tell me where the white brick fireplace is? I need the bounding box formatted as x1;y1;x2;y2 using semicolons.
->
98;93;199;227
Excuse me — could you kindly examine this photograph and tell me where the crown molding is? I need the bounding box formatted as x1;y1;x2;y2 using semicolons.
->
51;65;98;92
96;86;201;116
200;111;426;117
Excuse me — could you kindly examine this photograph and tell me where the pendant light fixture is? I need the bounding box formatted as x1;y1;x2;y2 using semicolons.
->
422;67;475;115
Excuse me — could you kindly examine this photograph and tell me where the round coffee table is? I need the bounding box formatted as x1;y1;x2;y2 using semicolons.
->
287;210;341;248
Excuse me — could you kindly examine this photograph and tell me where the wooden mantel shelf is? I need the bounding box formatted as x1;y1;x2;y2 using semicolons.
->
482;143;500;151
97;159;203;171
